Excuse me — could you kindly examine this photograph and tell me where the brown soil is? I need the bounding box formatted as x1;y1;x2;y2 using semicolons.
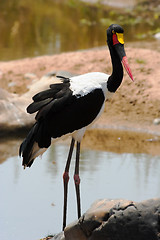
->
0;45;160;156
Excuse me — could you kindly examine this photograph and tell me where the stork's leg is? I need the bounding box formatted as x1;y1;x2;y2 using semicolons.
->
63;138;75;230
74;141;81;219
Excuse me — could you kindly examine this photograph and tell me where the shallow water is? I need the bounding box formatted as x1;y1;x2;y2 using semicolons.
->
1;142;160;240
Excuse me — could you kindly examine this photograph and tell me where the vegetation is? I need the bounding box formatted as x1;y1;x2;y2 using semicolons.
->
0;0;159;60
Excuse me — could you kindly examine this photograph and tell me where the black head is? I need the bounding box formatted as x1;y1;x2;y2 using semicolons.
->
107;24;124;46
106;24;134;81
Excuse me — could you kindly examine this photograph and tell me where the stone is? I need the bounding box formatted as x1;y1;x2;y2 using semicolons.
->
56;70;78;78
0;88;31;133
0;72;54;133
24;72;37;80
0;70;77;134
51;198;160;240
153;118;160;125
154;33;160;40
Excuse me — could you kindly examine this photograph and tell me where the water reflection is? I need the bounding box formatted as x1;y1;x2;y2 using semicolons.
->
0;0;158;60
0;142;160;240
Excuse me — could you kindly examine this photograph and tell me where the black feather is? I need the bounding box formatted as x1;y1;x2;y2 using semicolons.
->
27;98;52;114
19;123;39;167
27;81;71;115
35;121;51;148
56;75;70;83
32;83;70;102
49;82;69;89
35;91;73;120
33;89;58;102
35;100;56;120
55;87;70;98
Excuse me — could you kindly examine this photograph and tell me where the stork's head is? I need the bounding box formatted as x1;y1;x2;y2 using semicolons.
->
107;24;134;81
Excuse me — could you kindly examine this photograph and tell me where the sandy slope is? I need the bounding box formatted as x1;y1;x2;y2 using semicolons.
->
0;46;160;134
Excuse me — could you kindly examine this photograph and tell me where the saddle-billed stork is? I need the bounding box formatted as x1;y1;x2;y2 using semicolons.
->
19;24;134;230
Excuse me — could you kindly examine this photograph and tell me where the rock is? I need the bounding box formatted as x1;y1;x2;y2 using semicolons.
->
51;198;160;240
56;70;78;78
154;33;160;40
8;82;16;87
24;72;37;80
52;232;65;240
0;70;3;79
0;70;77;134
153;118;160;125
0;72;55;133
45;70;57;77
0;88;32;134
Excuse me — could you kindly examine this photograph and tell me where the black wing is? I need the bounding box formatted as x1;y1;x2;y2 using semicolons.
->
26;78;105;148
27;78;71;116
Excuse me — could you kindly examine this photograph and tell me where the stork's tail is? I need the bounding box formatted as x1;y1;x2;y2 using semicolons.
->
19;123;47;168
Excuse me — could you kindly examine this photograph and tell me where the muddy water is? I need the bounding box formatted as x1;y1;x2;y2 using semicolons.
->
0;130;160;240
0;0;157;61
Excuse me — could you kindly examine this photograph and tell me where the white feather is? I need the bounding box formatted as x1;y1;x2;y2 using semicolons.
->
70;72;111;99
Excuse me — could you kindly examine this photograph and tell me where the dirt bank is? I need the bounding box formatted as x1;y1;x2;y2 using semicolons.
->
0;45;160;158
0;46;160;133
